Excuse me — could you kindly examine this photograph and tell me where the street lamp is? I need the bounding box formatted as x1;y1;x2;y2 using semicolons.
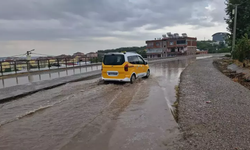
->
26;49;35;71
26;49;35;60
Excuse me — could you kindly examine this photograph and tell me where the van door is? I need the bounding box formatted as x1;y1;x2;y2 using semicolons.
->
128;56;140;76
137;56;146;76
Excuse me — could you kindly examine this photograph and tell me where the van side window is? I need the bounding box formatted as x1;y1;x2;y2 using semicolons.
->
137;56;145;64
128;56;139;64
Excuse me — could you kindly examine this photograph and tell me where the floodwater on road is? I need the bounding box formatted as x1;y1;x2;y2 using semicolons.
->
0;65;101;89
0;58;194;150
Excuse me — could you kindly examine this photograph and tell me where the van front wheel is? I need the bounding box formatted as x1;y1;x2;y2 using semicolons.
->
146;70;150;78
130;74;136;84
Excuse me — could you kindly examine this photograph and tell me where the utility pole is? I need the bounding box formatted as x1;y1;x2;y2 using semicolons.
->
232;4;239;54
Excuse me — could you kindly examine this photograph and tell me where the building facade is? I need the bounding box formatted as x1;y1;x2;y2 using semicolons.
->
73;52;85;57
86;52;98;58
146;39;167;58
146;34;197;58
212;32;229;43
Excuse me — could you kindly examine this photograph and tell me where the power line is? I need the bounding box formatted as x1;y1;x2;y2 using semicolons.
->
32;53;55;57
3;53;26;58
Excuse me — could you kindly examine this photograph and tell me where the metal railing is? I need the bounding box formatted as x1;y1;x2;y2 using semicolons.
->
0;57;101;77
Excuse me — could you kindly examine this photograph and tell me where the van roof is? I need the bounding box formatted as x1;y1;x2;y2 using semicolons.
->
105;52;140;56
105;52;140;57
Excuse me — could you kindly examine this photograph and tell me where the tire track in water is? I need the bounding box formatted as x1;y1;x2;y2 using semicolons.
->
59;79;148;150
58;88;124;150
0;80;105;127
0;95;73;127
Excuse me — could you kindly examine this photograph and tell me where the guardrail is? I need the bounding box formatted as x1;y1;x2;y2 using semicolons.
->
0;57;101;77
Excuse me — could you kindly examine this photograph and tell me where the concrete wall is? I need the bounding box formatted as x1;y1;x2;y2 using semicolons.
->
186;47;197;55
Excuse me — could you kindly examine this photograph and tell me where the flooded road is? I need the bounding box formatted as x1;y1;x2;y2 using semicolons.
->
0;58;194;150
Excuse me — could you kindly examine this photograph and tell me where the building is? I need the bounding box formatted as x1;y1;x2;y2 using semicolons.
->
146;33;197;58
73;52;85;57
86;52;98;58
0;61;11;72
146;39;166;58
212;32;229;43
55;54;72;61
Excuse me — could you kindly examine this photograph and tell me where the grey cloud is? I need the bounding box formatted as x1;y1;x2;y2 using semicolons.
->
0;0;225;41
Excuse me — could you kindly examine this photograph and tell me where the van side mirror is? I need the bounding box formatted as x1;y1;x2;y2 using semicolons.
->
144;61;148;65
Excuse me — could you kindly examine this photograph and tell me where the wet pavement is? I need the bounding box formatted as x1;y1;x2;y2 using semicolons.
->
0;57;194;150
0;65;101;89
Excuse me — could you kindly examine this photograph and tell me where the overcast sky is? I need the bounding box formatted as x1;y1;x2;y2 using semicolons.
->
0;0;227;57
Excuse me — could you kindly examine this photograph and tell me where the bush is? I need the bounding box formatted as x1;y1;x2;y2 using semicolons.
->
225;54;231;57
233;34;250;62
217;47;231;53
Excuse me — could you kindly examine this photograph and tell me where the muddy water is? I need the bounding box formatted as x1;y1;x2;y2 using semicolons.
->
0;58;194;150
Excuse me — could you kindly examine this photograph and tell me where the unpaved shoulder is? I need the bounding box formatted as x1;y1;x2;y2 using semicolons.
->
177;58;250;150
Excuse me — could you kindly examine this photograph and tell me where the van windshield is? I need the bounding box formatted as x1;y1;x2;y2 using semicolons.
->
103;54;125;65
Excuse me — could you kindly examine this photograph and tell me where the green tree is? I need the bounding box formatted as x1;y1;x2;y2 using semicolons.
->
225;0;250;46
136;49;147;58
97;46;147;57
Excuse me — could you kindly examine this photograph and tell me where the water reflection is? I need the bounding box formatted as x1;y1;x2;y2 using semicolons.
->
150;58;194;105
15;77;19;85
0;65;101;89
1;79;5;88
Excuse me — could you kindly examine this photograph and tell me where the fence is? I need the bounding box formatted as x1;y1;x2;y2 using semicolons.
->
0;57;101;77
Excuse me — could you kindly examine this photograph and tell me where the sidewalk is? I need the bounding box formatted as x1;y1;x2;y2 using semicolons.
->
0;70;101;103
176;58;250;149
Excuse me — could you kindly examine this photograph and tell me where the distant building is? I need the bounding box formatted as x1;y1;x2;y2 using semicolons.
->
86;52;98;58
146;39;165;58
212;32;229;43
73;52;85;57
146;33;197;58
55;54;72;60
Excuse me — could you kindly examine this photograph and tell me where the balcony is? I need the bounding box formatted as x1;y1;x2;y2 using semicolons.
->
146;49;163;54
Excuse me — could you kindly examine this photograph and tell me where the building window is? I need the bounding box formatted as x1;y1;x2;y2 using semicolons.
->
147;43;153;47
177;40;186;45
156;42;160;47
170;41;174;46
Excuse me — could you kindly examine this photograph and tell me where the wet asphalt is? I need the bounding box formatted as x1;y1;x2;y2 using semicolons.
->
0;57;194;150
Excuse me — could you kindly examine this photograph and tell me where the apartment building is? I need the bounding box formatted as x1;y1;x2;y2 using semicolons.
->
146;33;197;58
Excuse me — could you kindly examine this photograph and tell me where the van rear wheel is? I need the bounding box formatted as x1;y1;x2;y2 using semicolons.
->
130;74;136;84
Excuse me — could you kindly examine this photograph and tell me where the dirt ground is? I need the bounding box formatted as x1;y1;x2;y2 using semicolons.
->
177;57;250;149
213;58;250;91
